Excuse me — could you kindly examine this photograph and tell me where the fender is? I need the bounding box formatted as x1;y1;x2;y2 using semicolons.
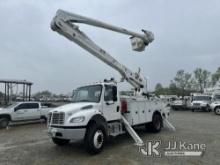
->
86;114;108;137
0;114;11;121
152;110;162;117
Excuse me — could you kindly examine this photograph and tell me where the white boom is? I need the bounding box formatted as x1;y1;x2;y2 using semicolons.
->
51;9;154;93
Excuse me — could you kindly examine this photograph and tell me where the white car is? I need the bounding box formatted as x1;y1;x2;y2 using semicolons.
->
0;102;54;128
210;101;220;115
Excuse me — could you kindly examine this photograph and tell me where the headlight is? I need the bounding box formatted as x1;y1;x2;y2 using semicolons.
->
69;116;85;123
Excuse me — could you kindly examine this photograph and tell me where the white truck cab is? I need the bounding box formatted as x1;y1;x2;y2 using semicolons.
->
48;82;170;154
190;94;212;112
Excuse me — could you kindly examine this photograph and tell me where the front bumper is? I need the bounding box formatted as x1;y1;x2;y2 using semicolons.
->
190;105;209;110
48;126;86;141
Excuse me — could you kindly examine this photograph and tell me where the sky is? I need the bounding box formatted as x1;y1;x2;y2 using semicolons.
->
0;0;219;94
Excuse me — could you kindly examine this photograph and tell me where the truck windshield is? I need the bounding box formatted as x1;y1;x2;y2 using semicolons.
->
193;96;211;101
73;85;102;103
214;94;220;101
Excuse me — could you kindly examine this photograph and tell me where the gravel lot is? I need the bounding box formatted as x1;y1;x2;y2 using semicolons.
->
0;110;219;165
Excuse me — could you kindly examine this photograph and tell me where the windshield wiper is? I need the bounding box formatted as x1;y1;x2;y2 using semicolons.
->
78;99;91;102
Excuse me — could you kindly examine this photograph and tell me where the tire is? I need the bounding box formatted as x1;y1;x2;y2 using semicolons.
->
149;113;163;133
85;124;106;154
52;138;70;146
192;109;195;112
214;107;220;115
0;118;9;128
41;116;47;123
206;105;211;112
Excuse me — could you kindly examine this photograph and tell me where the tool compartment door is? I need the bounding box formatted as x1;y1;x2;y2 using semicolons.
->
138;101;146;124
128;101;139;125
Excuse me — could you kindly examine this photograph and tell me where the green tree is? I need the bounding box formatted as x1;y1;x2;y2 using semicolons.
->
154;83;164;95
193;68;211;92
211;67;220;86
169;81;180;95
173;69;192;96
34;90;53;98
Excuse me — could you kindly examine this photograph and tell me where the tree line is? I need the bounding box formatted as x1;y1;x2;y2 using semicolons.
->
155;67;220;97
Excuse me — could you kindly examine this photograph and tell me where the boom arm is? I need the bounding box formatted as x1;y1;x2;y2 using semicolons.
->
51;9;154;92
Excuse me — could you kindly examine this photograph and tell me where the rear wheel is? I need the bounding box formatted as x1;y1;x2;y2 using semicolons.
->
85;124;106;154
146;113;162;133
0;118;9;128
52;138;70;146
214;107;220;115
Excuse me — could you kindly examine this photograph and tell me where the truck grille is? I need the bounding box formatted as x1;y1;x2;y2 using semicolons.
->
48;112;65;125
193;103;200;106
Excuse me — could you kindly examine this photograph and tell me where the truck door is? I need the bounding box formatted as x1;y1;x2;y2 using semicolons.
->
13;103;28;121
102;85;121;121
13;103;40;121
26;103;41;119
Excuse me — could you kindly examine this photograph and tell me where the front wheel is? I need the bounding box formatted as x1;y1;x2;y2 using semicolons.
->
85;124;106;154
0;118;9;128
214;107;220;115
52;138;70;146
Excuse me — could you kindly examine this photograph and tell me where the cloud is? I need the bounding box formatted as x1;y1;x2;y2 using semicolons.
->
0;0;219;93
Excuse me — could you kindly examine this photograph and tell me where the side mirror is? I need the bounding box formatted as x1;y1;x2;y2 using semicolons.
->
112;86;117;102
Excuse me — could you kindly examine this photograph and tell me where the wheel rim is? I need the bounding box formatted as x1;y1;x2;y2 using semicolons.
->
93;130;104;149
216;108;220;115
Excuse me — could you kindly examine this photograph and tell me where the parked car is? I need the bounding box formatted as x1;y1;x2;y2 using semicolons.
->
171;99;184;110
210;93;220;115
0;102;55;128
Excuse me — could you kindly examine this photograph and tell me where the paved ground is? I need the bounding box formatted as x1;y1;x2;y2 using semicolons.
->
0;110;219;165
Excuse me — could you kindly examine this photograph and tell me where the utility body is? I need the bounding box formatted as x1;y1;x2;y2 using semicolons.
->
48;10;174;154
0;102;53;128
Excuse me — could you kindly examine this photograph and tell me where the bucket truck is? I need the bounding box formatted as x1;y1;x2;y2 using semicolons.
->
48;9;174;154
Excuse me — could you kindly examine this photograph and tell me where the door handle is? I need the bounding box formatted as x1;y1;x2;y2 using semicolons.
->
116;106;119;112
